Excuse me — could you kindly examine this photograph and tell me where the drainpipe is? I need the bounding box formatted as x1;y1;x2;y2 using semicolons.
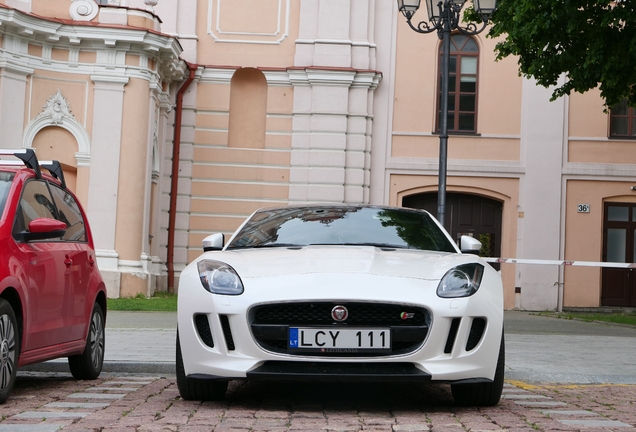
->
167;62;197;293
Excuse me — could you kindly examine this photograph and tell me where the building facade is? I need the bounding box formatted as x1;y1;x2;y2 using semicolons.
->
1;0;634;310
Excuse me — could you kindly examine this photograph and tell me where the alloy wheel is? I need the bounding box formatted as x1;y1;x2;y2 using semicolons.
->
0;314;16;391
89;311;104;369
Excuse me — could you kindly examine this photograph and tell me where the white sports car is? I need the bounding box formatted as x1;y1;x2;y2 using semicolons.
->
176;205;504;406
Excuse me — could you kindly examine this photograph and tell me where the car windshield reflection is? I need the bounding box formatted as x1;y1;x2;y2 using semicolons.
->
226;206;456;253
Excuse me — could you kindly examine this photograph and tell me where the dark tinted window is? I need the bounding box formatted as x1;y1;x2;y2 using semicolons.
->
49;185;86;242
227;207;456;253
13;180;57;235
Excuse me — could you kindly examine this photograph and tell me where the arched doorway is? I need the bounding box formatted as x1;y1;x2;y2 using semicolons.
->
402;192;503;259
31;126;78;192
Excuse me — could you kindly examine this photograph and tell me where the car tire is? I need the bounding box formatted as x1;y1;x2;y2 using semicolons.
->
68;303;105;380
176;331;228;401
451;331;505;407
0;299;19;404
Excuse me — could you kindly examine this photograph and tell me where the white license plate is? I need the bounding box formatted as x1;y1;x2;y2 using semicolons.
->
289;328;391;351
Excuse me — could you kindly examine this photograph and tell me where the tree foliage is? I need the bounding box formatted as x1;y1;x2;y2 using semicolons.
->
484;0;636;108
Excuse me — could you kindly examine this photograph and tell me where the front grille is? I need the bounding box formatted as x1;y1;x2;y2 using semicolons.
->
250;302;430;357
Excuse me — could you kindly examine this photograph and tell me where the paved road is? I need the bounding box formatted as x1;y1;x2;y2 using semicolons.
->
504;311;636;384
25;310;636;384
4;310;635;431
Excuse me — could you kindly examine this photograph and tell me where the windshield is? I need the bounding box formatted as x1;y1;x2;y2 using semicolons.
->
0;171;14;219
227;206;457;253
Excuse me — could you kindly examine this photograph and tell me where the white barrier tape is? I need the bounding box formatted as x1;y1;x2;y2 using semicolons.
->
483;257;636;269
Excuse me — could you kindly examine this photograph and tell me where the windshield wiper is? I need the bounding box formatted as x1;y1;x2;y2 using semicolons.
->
253;243;304;248
228;243;303;250
310;242;410;249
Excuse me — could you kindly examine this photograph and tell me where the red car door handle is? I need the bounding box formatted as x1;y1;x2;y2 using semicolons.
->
88;256;95;267
64;257;73;267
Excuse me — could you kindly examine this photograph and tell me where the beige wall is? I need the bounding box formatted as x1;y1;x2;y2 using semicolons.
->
31;126;78;192
32;0;72;20
569;141;636;164
196;0;300;67
29;73;90;131
569;90;608;139
564;182;636;307
187;69;294;263
392;135;520;160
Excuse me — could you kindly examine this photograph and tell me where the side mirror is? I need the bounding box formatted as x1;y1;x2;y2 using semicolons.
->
202;233;224;252
19;217;67;241
460;235;482;255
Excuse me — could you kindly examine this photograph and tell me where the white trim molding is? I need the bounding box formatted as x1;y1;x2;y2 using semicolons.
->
23;89;92;162
207;0;290;44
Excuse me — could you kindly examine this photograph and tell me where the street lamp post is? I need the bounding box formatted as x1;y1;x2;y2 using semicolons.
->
397;0;497;228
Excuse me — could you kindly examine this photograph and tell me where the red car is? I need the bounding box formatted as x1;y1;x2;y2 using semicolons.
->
0;149;107;403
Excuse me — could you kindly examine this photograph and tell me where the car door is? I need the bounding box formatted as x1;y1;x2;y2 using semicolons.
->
13;179;72;351
48;184;91;341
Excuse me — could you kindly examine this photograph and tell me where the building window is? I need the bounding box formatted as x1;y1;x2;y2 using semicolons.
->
610;99;636;138
436;34;479;133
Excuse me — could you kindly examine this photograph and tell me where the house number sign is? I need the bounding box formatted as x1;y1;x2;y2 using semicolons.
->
577;204;590;213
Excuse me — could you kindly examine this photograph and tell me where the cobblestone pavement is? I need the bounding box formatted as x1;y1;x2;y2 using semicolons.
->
0;372;634;431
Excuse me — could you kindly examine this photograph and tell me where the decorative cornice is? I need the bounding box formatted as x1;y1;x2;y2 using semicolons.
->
197;66;383;89
0;59;34;76
0;4;184;81
91;74;130;85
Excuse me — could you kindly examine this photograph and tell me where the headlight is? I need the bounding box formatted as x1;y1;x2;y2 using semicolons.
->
437;264;484;298
197;260;244;295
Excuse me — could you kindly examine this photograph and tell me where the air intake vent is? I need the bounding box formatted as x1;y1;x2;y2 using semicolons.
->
466;318;486;351
444;318;461;354
194;314;214;348
219;315;235;351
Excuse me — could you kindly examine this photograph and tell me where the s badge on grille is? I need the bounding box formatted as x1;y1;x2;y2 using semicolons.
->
331;305;349;322
400;312;415;320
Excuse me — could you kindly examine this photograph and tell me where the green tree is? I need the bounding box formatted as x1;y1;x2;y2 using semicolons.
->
483;0;636;108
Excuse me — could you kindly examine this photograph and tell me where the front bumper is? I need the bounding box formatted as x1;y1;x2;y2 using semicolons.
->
177;269;503;384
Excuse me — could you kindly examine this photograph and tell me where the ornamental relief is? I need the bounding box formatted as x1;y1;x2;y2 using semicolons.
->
207;0;290;44
37;90;75;125
69;0;100;21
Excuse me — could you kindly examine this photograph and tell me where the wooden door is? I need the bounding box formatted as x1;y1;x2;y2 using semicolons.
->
402;193;502;260
601;203;636;307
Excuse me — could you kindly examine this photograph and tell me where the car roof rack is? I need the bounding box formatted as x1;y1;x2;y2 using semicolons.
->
0;148;66;190
40;160;66;190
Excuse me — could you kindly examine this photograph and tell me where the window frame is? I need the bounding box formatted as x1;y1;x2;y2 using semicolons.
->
435;34;480;135
12;178;88;243
609;99;636;139
49;184;88;243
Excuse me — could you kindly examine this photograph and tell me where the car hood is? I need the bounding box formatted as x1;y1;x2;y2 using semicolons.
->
202;245;477;281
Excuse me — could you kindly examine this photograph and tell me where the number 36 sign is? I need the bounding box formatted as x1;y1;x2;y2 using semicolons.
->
578;204;590;213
